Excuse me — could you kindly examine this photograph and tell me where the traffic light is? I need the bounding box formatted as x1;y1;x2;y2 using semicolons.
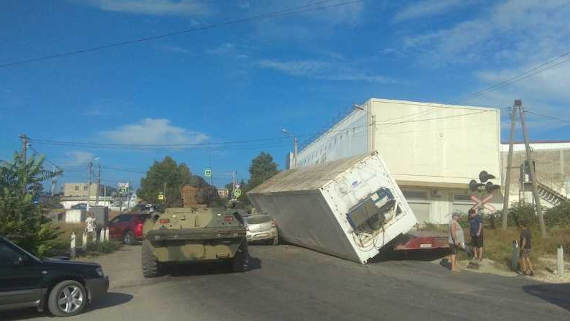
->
485;181;500;193
469;179;484;192
479;170;496;182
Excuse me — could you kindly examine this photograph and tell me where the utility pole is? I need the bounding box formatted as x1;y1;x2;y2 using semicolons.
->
95;163;101;206
50;166;57;196
87;161;93;210
163;182;167;206
502;103;518;229
518;100;547;237
20;134;28;195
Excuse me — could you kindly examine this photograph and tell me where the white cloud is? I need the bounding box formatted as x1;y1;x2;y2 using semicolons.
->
403;0;570;65
206;43;234;55
77;0;209;16
245;0;365;42
100;118;208;145
257;59;397;83
63;151;95;167
393;0;469;23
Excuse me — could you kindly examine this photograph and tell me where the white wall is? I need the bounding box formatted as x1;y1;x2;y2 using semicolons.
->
296;109;367;168
370;98;501;188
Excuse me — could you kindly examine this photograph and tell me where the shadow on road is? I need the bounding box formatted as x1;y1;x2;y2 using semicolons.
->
88;291;133;311
165;255;262;277
0;292;133;320
523;283;570;311
371;248;450;263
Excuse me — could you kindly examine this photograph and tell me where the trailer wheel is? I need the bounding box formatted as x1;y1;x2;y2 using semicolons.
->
232;241;249;272
142;240;160;278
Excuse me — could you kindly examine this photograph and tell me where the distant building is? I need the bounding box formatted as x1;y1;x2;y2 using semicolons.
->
501;141;570;207
61;183;116;209
217;188;229;198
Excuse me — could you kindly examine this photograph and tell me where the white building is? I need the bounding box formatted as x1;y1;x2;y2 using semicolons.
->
292;98;502;224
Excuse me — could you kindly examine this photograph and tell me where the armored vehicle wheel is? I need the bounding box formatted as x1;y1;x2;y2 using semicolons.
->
142;240;161;278
232;241;249;272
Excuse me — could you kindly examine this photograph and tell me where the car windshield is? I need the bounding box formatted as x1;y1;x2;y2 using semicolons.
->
246;216;272;225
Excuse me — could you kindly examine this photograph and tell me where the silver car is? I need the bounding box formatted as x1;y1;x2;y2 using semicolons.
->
244;215;278;245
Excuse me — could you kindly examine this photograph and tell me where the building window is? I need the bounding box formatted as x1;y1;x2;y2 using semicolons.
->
83;186;88;191
402;190;428;200
74;186;79;191
453;193;471;202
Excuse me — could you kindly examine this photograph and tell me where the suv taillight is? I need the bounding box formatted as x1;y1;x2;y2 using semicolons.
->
135;222;143;237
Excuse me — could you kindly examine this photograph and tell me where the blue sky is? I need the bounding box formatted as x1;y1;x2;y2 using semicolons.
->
1;0;569;190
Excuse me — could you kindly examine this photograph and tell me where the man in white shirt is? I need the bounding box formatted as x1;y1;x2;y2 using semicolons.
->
85;214;97;242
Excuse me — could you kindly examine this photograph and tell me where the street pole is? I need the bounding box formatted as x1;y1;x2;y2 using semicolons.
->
20;134;28;195
518;100;547;237
293;137;298;168
502;102;518;229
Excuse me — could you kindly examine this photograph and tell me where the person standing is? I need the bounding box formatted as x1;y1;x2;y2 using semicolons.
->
519;222;535;276
448;213;463;272
85;213;97;243
469;208;484;261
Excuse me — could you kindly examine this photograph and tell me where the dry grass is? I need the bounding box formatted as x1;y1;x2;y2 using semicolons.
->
421;223;570;271
461;227;570;272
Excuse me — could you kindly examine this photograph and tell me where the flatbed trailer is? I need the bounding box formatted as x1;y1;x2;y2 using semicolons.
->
393;231;449;251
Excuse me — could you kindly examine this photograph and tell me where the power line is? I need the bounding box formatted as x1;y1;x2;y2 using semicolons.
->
525;110;570;124
27;145;63;170
458;50;570;103
0;0;362;69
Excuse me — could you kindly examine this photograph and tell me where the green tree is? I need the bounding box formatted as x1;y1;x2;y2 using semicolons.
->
138;156;192;207
0;153;61;255
247;152;279;190
138;156;220;207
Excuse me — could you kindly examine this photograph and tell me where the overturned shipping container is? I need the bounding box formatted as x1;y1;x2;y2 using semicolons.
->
248;152;417;264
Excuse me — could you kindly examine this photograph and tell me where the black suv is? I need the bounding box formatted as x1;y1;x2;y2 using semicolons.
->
0;237;109;317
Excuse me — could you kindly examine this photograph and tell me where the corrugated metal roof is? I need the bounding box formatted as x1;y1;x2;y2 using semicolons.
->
248;153;371;194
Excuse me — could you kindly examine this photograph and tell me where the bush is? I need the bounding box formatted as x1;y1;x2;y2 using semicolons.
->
507;203;536;227
545;201;570;227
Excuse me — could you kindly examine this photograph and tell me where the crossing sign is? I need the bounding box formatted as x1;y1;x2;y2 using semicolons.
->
158;192;164;200
471;194;495;213
233;188;242;198
204;168;212;177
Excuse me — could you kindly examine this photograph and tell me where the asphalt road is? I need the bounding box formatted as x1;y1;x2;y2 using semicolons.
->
2;244;569;321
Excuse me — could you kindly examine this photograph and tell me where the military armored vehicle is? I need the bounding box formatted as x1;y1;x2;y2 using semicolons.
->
141;187;248;278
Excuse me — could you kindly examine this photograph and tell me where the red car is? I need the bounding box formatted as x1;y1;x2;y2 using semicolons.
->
108;213;150;245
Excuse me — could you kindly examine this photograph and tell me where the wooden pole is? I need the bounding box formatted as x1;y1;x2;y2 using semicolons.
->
518;100;546;237
502;103;518;229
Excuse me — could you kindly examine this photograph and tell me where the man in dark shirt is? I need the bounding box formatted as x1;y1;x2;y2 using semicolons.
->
468;208;483;261
519;222;534;276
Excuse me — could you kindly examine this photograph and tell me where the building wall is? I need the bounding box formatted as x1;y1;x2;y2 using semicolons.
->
295;98;502;224
296;109;367;168
63;183;112;198
369;98;501;188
